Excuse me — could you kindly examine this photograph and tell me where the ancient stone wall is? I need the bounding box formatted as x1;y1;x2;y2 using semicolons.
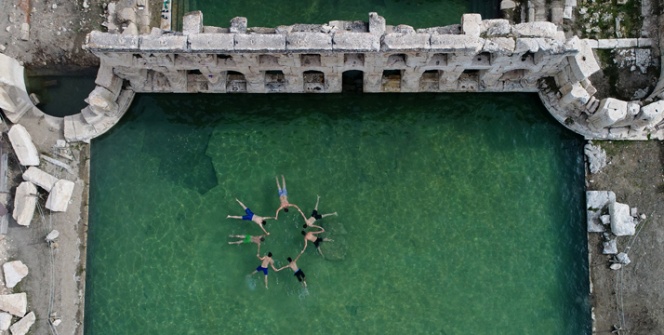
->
86;12;577;95
10;4;659;142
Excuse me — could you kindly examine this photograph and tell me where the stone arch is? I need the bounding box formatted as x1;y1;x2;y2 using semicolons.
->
420;70;441;91
226;71;247;93
382;70;402;92
387;54;407;67
342;70;364;93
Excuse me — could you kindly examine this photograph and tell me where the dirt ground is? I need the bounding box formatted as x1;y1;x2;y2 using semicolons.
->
0;0;106;72
587;140;664;335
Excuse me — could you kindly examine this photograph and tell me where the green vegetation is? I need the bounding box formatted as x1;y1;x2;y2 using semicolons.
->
575;0;642;39
599;140;633;158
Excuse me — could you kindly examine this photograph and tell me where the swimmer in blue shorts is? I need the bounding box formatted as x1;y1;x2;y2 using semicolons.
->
275;175;300;219
250;251;280;289
227;198;274;235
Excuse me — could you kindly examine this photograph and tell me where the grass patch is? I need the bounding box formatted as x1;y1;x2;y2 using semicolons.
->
576;0;643;38
598;140;633;158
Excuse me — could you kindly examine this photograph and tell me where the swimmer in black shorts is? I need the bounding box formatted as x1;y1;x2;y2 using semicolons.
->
277;254;307;288
298;195;337;229
300;227;333;258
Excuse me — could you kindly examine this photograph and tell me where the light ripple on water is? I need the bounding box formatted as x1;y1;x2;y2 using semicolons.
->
86;93;590;334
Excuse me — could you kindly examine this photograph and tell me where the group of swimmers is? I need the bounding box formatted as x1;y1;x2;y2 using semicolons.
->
227;175;337;289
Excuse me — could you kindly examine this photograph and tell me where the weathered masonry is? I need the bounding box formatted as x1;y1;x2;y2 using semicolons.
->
4;9;663;142
86;12;586;95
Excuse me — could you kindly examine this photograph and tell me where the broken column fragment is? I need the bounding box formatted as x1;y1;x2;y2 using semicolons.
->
22;167;58;192
45;180;75;212
9;311;35;335
7;125;39;166
0;293;26;317
2;260;28;289
609;201;635;236
12;182;37;227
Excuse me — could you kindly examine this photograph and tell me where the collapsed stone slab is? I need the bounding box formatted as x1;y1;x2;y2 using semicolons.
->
610;201;635;236
2;260;28;289
46;180;75;212
12;182;37;227
0;312;10;331
9;311;35;335
0;293;26;317
7;125;39;166
586;191;615;232
22;167;58;192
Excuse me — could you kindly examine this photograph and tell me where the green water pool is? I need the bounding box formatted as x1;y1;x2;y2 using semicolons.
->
175;0;497;31
85;93;590;334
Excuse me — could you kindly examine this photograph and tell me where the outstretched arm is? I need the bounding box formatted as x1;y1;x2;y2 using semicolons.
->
300;240;308;254
312;227;325;234
227;215;243;220
294;253;303;262
257;222;270;235
297;207;308;221
235;198;247;209
271;261;280;272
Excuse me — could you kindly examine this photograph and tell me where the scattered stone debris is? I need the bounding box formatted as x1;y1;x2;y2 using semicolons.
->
2;260;29;288
602;239;618;254
10;311;35;335
585;142;607;174
0;293;27;317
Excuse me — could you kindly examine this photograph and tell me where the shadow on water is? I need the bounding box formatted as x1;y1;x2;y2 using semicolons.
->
24;75;97;117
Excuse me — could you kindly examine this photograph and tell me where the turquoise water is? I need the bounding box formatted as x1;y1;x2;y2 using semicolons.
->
85;93;590;334
180;0;497;29
25;75;97;117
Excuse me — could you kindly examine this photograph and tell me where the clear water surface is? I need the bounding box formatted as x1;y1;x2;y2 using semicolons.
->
85;93;590;334
178;0;498;30
25;75;96;117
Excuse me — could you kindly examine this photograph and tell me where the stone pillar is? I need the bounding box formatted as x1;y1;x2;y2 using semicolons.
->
401;69;420;92
588;98;628;130
326;70;342;93
559;82;590;108
369;12;385;35
631;100;664;131
182;11;203;35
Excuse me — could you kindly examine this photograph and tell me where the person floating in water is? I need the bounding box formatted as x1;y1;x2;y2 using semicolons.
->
227;198;273;235
277;254;307;288
228;234;266;252
250;251;280;289
300;227;333;258
298;195;337;229
275;175;299;219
